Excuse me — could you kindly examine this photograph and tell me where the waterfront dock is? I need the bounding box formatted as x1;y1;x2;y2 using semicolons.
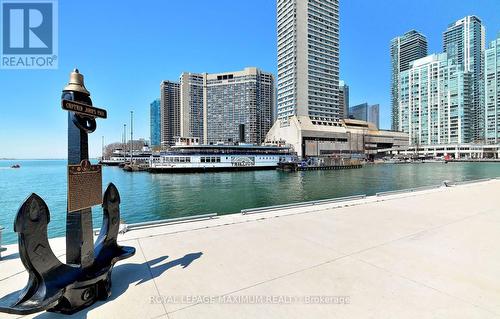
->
278;158;363;172
1;179;500;318
278;162;362;171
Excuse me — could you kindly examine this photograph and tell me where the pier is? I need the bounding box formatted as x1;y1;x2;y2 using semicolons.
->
278;162;363;171
278;158;363;172
1;179;500;318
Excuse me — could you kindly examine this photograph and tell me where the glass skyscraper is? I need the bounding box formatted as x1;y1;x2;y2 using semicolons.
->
390;30;428;131
338;80;349;119
276;0;340;125
349;103;379;129
485;33;500;144
150;98;161;147
443;16;486;142
399;54;471;145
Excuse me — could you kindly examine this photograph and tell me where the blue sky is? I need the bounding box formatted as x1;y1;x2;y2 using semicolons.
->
1;0;500;159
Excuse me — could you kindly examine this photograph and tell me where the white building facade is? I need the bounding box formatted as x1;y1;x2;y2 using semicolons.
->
398;54;471;145
277;0;340;124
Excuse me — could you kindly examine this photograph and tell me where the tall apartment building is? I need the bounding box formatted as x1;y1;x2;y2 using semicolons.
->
485;33;500;144
276;0;340;124
160;81;180;147
180;73;204;140
349;103;380;129
268;0;410;158
204;67;275;145
399;54;471;145
443;16;486;142
390;30;428;131
338;80;349;119
150;98;161;147
168;68;275;145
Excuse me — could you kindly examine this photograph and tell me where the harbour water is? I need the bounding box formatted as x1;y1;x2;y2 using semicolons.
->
1;159;500;245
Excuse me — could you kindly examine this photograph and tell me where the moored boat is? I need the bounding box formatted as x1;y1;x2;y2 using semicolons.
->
149;144;296;173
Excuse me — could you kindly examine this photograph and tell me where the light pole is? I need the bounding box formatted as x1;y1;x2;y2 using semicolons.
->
130;110;134;163
123;124;127;161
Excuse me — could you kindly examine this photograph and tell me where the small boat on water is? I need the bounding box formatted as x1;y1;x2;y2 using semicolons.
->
11;164;21;169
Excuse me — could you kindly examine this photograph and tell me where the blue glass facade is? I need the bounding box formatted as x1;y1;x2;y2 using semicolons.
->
349;103;379;129
485;33;500;144
390;31;428;131
443;16;485;142
150;98;161;147
399;54;471;145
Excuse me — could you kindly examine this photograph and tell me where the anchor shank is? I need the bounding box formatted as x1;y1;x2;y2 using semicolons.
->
64;89;95;269
66;209;94;268
68;111;89;164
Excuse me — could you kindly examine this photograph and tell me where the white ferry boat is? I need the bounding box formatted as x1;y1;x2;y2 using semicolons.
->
149;144;295;173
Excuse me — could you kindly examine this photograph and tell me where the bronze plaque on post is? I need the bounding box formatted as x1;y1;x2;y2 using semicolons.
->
67;160;103;213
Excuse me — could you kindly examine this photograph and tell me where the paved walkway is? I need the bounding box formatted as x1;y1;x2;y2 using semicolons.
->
1;180;499;318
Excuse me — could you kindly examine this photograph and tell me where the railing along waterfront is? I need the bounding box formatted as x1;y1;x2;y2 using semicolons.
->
124;213;217;232
94;213;218;235
376;177;495;197
450;178;492;186
241;194;367;215
90;177;498;236
375;184;443;197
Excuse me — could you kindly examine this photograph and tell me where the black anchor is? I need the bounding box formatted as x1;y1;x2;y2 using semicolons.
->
0;69;135;315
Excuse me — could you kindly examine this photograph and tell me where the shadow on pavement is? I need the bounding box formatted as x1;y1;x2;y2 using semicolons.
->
30;252;204;319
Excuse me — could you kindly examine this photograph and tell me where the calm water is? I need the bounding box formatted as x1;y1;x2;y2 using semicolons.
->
1;160;500;244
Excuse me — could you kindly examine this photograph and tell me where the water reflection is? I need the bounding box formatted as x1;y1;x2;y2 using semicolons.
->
1;160;500;244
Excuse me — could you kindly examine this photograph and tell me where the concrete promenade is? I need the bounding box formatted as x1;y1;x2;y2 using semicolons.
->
1;179;500;318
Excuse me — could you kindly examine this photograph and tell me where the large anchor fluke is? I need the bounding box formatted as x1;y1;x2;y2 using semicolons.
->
95;183;135;267
0;185;135;315
0;194;72;315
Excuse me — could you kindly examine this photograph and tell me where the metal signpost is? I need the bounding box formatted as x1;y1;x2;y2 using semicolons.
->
0;69;135;315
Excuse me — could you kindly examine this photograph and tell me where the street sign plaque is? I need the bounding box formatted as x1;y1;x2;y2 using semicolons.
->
62;99;107;119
